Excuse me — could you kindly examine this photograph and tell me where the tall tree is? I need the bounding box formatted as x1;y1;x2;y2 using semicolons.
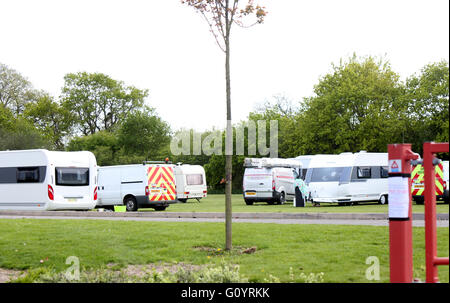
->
118;108;171;160
0;63;38;115
249;95;301;158
23;92;74;150
181;0;267;250
299;55;405;155
404;60;449;155
61;72;148;136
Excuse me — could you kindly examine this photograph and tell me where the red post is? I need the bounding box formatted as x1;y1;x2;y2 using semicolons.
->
388;144;419;283
423;142;449;283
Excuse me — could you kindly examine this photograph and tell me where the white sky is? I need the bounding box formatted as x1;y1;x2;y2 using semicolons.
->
1;0;449;132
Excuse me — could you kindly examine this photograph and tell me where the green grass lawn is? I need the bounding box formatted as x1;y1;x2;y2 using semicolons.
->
157;194;450;214
0;218;448;283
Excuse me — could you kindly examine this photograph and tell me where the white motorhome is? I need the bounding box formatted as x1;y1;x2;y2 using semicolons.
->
305;151;389;205
293;155;314;180
243;158;302;205
97;162;178;211
0;149;98;210
174;164;207;202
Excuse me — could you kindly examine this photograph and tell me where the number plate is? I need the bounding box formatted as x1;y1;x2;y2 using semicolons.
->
246;192;256;196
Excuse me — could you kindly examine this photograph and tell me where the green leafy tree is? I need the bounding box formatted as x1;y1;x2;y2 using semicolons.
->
249;95;301;158
67;131;120;166
61;72;148;136
404;60;449;155
23;93;74;150
0;63;38;116
118;109;171;160
299;55;405;155
0;113;49;150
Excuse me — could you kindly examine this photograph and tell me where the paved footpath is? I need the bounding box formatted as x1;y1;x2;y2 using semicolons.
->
0;211;448;227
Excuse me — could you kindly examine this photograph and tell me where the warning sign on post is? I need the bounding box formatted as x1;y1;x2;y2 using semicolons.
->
388;176;410;219
389;159;402;173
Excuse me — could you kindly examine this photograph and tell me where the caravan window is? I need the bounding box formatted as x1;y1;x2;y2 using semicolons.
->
357;167;371;179
17;167;40;183
186;174;203;186
0;166;46;184
310;167;351;182
380;166;389;178
0;167;19;183
56;167;89;186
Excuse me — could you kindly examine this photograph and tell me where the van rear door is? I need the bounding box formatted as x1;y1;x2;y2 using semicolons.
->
147;165;176;202
243;168;272;198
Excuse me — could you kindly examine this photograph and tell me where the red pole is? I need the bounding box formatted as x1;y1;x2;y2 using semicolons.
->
388;143;419;283
423;142;449;283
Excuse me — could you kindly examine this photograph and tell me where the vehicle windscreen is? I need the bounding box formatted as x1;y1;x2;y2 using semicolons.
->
55;167;89;186
186;174;203;186
308;167;352;183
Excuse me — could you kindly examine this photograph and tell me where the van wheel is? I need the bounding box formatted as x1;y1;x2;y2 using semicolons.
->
154;206;167;211
278;192;286;205
125;197;138;212
379;195;388;205
244;199;254;205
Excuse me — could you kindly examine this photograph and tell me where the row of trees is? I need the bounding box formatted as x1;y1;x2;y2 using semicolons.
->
252;56;449;158
1;56;449;192
0;64;171;163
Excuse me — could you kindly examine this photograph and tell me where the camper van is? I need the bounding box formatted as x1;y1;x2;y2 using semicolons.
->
243;158;302;205
0;149;98;210
305;151;389;205
97;162;177;211
174;164;207;202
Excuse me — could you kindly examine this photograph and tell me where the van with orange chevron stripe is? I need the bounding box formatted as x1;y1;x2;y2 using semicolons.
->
411;160;449;204
96;161;178;211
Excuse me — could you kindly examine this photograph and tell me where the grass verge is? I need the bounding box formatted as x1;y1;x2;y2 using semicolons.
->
0;218;448;283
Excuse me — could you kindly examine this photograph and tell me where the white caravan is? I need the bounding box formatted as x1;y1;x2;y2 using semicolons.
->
0;149;98;210
243;158;302;205
97;162;178;211
305;151;389;205
174;164;207;202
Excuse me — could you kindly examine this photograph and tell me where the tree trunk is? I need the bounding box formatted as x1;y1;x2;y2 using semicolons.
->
224;1;232;251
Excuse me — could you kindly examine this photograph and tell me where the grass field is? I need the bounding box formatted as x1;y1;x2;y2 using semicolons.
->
0;218;448;283
154;194;450;214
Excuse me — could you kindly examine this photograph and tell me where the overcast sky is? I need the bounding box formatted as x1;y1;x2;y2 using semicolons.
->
1;0;449;132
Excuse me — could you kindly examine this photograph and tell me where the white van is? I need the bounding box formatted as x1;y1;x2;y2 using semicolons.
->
305;151;389;205
97;162;177;211
174;164;207;202
0;149;98;210
243;158;302;205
